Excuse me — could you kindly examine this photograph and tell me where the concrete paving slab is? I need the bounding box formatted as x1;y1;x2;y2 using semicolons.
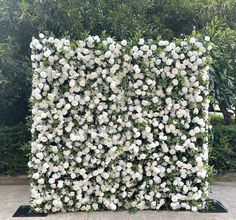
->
0;183;235;220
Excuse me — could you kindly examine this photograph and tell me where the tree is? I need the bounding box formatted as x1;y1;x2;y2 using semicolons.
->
0;0;235;125
204;17;236;124
0;0;32;124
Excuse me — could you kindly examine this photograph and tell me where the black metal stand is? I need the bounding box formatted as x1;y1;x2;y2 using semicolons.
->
13;205;47;217
199;199;228;213
13;199;227;217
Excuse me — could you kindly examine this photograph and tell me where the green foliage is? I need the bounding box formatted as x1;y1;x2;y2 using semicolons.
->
0;0;235;125
209;124;236;173
0;122;31;175
204;17;236;124
0;57;31;125
209;113;227;126
0;0;32;124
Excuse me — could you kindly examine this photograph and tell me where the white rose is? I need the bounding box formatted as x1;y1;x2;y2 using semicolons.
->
58;181;64;188
39;33;44;38
121;40;127;46
172;79;178;86
138;38;145;45
190;37;196;44
110;203;117;210
44;49;52;57
38;178;44;184
151;45;157;51
36;44;43;50
182;87;188;94
205;36;210;42
105;51;112;58
40;71;47;78
171;195;178;202
32;173;40;180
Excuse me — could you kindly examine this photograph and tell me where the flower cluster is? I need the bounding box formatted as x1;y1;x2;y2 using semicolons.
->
29;33;211;213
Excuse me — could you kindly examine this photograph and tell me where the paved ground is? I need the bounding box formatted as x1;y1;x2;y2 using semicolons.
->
1;182;236;220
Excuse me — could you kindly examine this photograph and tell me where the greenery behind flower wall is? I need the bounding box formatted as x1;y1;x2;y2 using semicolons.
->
0;1;235;175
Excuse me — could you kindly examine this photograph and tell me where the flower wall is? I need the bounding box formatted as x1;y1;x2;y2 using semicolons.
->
29;34;211;213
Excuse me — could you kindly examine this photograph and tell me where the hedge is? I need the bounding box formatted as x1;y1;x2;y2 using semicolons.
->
209;123;236;173
0;122;30;175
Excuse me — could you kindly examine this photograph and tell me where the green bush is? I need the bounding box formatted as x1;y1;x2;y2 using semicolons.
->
0;122;31;175
209;124;236;173
209;113;225;126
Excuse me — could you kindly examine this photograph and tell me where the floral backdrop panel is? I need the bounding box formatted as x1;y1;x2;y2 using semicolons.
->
29;34;212;213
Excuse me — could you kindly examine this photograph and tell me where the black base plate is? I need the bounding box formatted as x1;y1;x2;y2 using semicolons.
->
12;199;227;217
199;199;228;213
13;205;47;217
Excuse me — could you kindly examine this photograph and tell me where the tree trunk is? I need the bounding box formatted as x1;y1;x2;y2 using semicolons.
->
209;102;214;112
234;105;236;124
219;100;232;125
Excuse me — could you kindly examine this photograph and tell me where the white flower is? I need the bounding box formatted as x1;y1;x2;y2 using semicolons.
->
142;45;149;52
58;181;64;188
44;49;52;57
105;51;112;58
40;71;47;78
151;45;157;51
36;44;43;50
207;45;212;51
152;97;159;103
205;36;210;42
175;145;183;151
92;203;98;210
190;37;196;44
153;176;161;183
182;87;188;94
70;133;77;142
38;178;44;184
165;97;172;105
138;38;145;45
109;203;117;210
69;80;76;87
32;173;40;180
172;79;178;86
121;40;127;46
196;96;203;102
39;33;45;39
31;38;40;48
